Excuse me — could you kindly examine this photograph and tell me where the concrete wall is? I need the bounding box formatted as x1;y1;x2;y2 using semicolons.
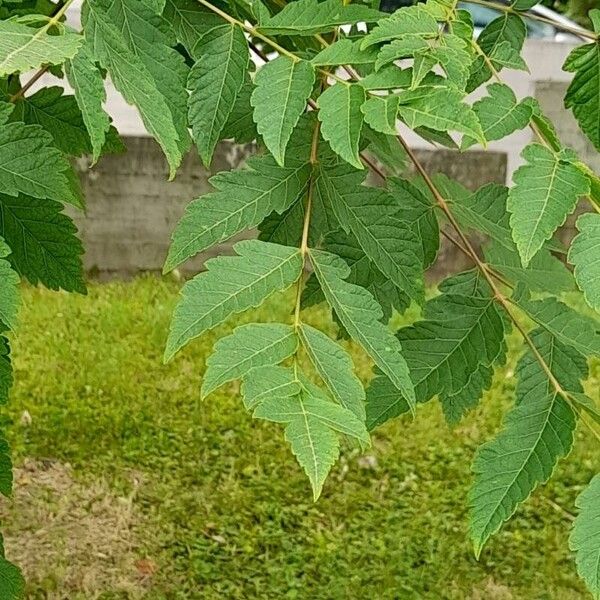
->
72;139;507;277
46;16;586;277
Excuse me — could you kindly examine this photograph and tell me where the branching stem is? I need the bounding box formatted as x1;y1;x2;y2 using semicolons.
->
460;0;596;41
9;0;78;102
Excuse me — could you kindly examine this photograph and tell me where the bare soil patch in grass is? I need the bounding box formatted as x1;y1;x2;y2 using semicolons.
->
1;459;152;599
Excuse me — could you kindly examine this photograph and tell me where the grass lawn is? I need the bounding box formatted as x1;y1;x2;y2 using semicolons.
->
1;276;598;599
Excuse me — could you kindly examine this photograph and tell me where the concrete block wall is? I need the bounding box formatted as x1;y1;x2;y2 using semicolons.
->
71;139;507;278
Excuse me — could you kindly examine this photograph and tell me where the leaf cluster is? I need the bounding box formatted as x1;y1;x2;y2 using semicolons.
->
2;0;600;595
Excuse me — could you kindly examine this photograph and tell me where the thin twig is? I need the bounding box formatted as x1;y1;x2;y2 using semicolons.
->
460;0;595;41
9;0;77;102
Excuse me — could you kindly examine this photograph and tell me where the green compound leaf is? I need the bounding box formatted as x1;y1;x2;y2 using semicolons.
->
463;83;532;149
84;0;189;178
507;144;590;266
251;56;315;166
316;163;424;304
165;154;311;272
361;94;399;136
320;229;411;322
241;365;302;410
221;75;258;144
0;19;82;76
438;178;574;294
396;87;486;145
17;86;120;158
163;0;224;57
0;120;73;203
65;44;111;163
387;177;439;268
485;241;575;295
188;24;249;166
299;323;366;420
254;375;369;499
564;12;600;151
166;240;303;361
571;473;600;600
311;38;378;67
374;35;430;71
259;0;382;36
362;4;439;48
0;194;85;294
514;295;600;358
317;83;365;169
467;13;526;92
367;271;509;428
202;323;298;399
0;238;19;331
309;248;415;408
569;212;600;312
470;328;587;557
488;40;528;72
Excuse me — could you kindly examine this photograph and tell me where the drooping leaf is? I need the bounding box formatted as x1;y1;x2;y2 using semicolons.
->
317;83;365;169
470;328;587;556
0;237;19;331
163;0;224;57
387;177;439;268
165;154;311;272
359;65;413;90
0;19;82;76
188;24;249;166
318;229;411;322
485;241;575;295
84;0;189;177
563;12;600;151
361;5;439;48
0;193;85;293
396;87;486;144
311;38;378;67
571;473;600;600
221;75;258;144
241;365;302;410
309;248;415;408
488;40;528;72
374;35;428;72
0;120;73;203
202;323;298;398
251;56;315;166
165;240;302;360
318;163;424;303
361;94;399;136
463;83;532;149
467;13;526;92
17;86;119;158
259;0;382;36
254;377;369;498
65;44;111;162
514;295;600;358
363;126;409;174
299;323;366;420
569;212;600;312
369;271;508;427
507;144;590;266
